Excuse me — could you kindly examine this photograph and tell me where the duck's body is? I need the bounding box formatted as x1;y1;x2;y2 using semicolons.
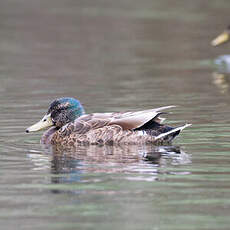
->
26;98;191;147
41;109;190;146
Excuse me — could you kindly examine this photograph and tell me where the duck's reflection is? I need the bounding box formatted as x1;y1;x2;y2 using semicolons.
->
212;55;230;94
212;72;230;94
46;144;191;185
27;143;191;192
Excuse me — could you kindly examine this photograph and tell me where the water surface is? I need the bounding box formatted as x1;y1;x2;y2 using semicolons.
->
1;0;230;229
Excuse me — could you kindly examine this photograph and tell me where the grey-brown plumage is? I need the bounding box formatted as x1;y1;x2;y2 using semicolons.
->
26;98;191;147
45;107;190;146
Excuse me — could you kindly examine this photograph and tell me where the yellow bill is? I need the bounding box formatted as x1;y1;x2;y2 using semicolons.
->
26;114;54;133
211;31;229;46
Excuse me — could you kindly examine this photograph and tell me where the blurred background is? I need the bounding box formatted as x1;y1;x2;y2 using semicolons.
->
0;0;230;229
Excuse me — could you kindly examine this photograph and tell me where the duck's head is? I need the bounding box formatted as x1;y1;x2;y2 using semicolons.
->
212;25;230;46
26;97;85;133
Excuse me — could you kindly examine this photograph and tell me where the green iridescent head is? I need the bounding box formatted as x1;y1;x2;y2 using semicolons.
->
26;97;85;132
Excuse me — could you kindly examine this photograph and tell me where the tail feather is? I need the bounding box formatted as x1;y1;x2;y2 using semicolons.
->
154;124;192;141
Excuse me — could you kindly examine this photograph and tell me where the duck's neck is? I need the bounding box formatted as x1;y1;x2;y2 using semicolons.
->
41;127;58;145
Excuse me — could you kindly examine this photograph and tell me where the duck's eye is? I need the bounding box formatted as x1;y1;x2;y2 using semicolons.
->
43;119;47;122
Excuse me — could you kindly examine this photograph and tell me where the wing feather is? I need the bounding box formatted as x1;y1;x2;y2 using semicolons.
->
108;105;176;130
60;105;176;137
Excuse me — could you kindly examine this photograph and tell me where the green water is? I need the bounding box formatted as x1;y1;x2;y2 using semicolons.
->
0;0;230;229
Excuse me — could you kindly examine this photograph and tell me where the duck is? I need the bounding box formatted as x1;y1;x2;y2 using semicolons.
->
26;97;191;147
211;25;230;46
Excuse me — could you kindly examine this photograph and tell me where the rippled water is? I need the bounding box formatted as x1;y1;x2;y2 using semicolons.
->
1;0;230;229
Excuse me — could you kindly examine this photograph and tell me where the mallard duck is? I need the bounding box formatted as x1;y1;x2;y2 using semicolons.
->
212;25;230;46
26;97;191;146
